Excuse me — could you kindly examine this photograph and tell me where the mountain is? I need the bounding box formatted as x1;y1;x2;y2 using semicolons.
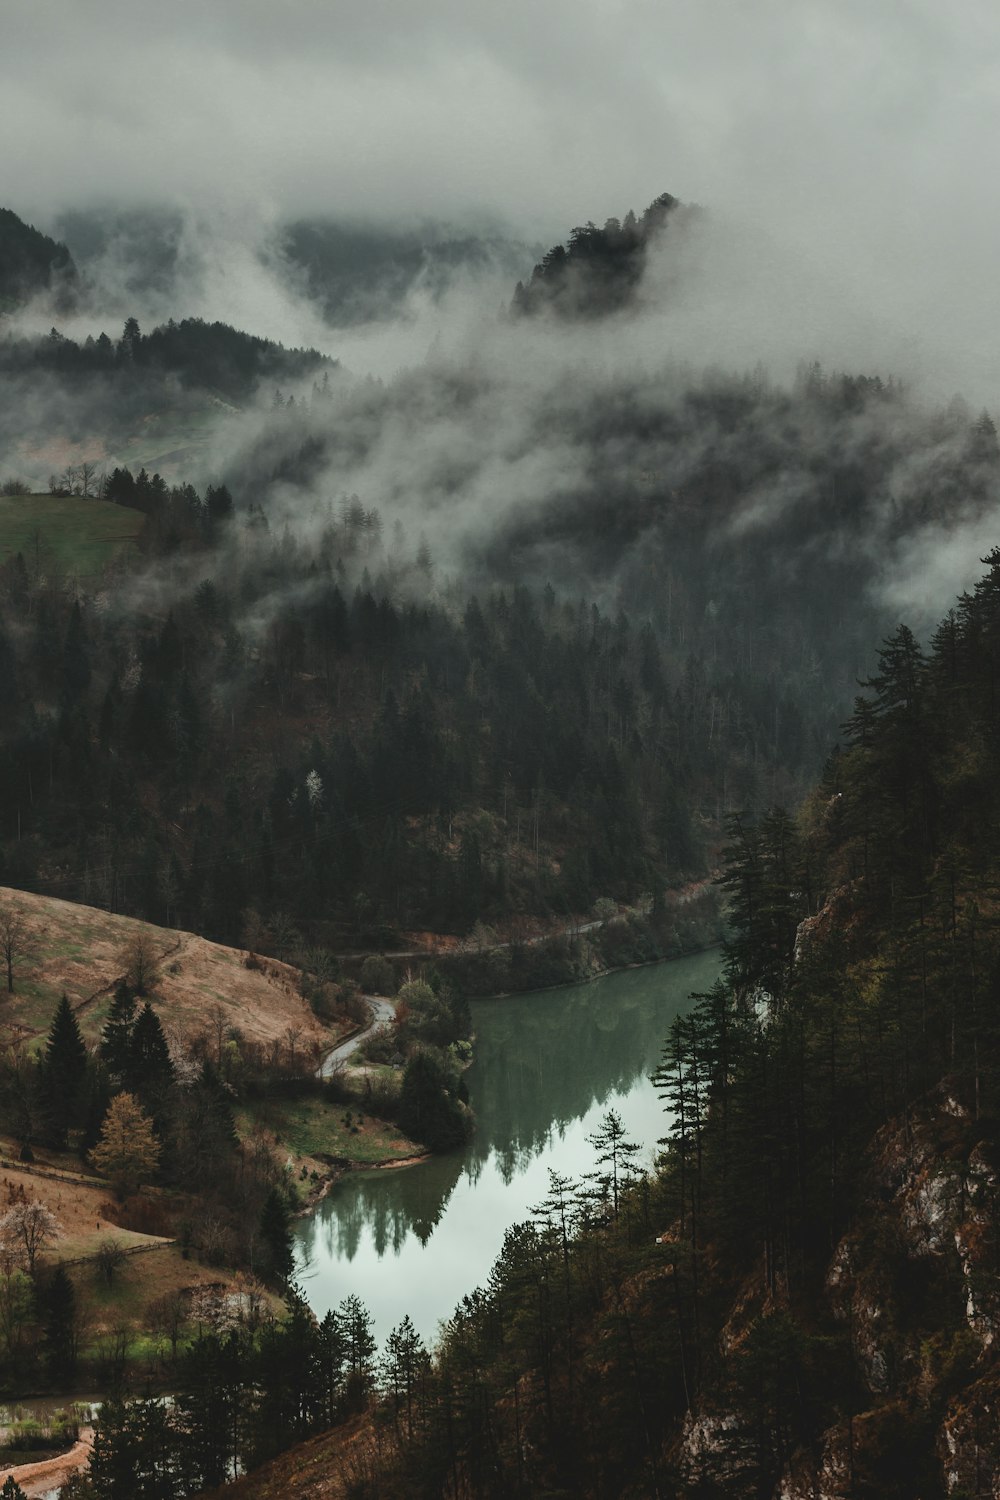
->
205;551;1000;1498
511;190;690;318
51;203;541;328
0;206;78;313
281;217;542;325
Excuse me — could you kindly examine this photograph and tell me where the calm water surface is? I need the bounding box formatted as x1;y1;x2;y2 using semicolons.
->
295;949;722;1342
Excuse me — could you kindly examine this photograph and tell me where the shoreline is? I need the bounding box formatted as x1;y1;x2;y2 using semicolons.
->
295;1146;433;1216
469;937;724;1003
300;937;723;1206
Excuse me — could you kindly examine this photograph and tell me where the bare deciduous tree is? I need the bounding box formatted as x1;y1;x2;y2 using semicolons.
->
0;906;28;994
78;460;98;498
147;1287;186;1363
122;929;159;994
94;1236;128;1286
0;1199;62;1273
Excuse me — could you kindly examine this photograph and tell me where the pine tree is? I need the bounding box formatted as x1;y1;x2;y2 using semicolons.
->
42;1263;77;1380
339;1293;376;1407
42;993;87;1147
381;1314;429;1437
258;1188;294;1283
100;982;137;1085
129;1001;175;1115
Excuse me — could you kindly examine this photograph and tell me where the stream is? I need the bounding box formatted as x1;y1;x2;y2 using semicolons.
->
295;948;723;1342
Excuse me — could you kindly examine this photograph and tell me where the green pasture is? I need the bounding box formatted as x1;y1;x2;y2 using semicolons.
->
240;1095;416;1169
0;494;145;576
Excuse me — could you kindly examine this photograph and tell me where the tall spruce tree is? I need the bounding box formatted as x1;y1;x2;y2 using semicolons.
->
258;1188;294;1283
42;993;87;1147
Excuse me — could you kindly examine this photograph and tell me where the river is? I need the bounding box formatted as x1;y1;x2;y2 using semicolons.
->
294;948;722;1343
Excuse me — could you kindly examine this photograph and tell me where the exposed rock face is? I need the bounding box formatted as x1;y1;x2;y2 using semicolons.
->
777;1423;852;1499
685;1086;1000;1497
678;1408;740;1490
939;1374;1000;1496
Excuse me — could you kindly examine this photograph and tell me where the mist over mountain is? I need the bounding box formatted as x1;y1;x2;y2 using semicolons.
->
281;217;541;326
7;4;1000;1495
511;190;692;319
46;202;541;334
0;207;78;314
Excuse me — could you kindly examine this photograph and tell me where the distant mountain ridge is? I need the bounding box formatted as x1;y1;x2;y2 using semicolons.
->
0;206;78;313
47;203;542;328
281;217;542;325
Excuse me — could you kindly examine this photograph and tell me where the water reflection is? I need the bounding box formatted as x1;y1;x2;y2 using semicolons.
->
296;949;721;1341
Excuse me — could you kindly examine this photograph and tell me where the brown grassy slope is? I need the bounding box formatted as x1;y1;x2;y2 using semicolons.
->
199;1415;388;1500
0;885;345;1055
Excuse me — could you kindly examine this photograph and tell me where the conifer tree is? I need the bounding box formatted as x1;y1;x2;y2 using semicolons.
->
99;983;137;1085
258;1188;294;1283
128;1001;175;1114
42;993;87;1146
92;1092;160;1196
42;1263;77;1380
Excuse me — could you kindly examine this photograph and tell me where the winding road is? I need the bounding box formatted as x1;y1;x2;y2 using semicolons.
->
319;996;396;1077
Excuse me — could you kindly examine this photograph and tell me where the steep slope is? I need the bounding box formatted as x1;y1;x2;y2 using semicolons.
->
510;190;690;318
203;551;1000;1500
0;885;337;1055
0;206;77;313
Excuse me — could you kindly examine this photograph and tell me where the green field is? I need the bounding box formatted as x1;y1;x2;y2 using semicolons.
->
240;1095;419;1169
0;494;145;576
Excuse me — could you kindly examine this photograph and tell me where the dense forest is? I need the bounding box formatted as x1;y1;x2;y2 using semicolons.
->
6;188;1000;1498
64;551;1000;1497
0;472;746;949
511;191;689;318
0;207;77;313
0;311;331;413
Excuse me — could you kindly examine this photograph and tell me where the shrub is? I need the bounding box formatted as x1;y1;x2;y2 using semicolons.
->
359;956;397;995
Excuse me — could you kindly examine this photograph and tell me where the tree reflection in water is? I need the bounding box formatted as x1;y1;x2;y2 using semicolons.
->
295;948;721;1340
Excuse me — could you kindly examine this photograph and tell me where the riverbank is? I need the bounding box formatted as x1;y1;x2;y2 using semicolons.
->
0;1425;94;1498
429;884;725;999
298;897;725;1198
294;946;726;1343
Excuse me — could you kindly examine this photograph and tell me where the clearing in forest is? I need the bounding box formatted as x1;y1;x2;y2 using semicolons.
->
0;494;145;576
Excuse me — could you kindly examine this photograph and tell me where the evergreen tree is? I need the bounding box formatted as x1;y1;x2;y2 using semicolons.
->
258;1188;294;1283
41;1264;77;1381
100;983;137;1085
398;1046;470;1151
128;1001;175;1116
339;1292;376;1408
42;993;87;1147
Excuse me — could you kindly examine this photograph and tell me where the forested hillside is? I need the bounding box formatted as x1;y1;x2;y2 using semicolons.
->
0;206;77;313
0;477;751;951
6;189;1000;1499
0;311;331;407
157;549;1000;1499
511;190;689;318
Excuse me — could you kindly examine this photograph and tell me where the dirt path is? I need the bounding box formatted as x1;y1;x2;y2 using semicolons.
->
0;1426;93;1498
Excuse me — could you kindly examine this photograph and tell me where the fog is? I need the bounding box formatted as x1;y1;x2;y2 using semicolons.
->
5;0;1000;389
6;0;1000;626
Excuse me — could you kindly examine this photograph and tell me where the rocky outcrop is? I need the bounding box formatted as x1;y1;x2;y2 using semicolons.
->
686;1085;1000;1497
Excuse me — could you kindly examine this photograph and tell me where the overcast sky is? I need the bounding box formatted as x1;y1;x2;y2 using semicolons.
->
4;0;997;235
6;0;1000;396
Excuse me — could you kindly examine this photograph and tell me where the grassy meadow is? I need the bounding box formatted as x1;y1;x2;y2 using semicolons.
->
0;494;145;577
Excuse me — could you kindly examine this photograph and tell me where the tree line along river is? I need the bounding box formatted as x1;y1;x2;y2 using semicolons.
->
295;948;723;1342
